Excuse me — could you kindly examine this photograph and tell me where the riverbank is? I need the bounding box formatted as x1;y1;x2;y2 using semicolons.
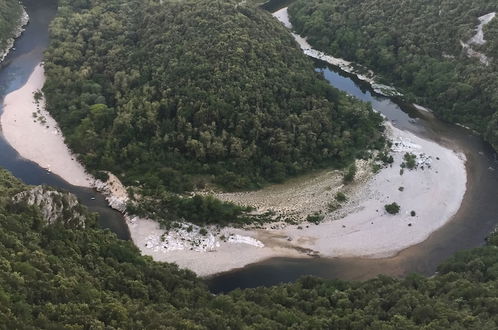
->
118;122;467;276
272;7;402;97
0;7;29;63
1;63;93;187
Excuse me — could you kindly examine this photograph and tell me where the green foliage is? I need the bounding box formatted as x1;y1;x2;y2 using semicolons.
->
42;0;385;225
377;151;394;164
343;163;357;183
403;152;417;169
385;202;401;214
306;211;324;224
0;0;22;54
0;168;498;328
289;0;498;151
335;191;347;202
126;192;273;227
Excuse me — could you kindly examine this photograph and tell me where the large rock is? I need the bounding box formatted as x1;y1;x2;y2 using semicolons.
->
12;186;90;228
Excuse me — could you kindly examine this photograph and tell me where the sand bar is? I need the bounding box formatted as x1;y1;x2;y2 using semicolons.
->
1;63;93;187
123;123;466;276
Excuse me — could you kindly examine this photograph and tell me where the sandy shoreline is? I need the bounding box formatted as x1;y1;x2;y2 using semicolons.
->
1;64;93;187
125;123;466;276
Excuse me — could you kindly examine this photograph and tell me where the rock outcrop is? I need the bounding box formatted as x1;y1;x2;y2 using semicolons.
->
12;186;91;228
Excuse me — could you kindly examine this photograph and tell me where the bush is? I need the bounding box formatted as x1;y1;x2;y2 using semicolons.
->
403;153;417;169
335;192;347;202
372;163;382;173
343;163;357;183
306;212;324;224
385;202;400;214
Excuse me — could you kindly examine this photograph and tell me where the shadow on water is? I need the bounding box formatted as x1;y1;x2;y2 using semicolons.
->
0;0;130;239
260;0;295;12
207;53;498;293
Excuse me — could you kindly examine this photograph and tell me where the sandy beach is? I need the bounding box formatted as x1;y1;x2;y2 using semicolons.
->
124;123;466;276
1;63;93;187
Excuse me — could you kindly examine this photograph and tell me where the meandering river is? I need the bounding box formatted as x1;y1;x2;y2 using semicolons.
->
0;0;130;239
1;0;497;293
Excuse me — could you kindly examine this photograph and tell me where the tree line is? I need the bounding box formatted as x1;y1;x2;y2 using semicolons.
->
289;0;498;151
0;168;496;328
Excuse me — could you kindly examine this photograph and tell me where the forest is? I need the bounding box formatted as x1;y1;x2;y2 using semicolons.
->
289;0;498;151
0;167;497;328
0;0;22;55
42;0;385;224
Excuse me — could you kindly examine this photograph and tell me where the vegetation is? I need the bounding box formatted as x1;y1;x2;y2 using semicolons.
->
385;202;401;214
0;0;22;55
342;162;357;183
43;0;385;225
402;152;417;169
0;168;498;327
306;211;324;224
335;191;347;202
289;0;498;151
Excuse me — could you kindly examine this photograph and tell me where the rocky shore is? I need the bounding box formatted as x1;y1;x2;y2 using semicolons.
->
0;7;29;64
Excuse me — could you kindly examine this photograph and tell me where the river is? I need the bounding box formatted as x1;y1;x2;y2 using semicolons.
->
1;0;497;293
0;0;130;240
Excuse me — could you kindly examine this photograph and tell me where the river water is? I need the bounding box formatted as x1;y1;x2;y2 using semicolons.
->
2;0;497;293
0;0;130;239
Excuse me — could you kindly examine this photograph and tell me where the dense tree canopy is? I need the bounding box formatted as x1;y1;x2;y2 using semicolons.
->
43;0;384;208
0;0;22;54
0;168;497;328
289;0;498;150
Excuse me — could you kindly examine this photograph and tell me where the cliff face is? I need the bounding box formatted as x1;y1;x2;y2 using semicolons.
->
12;186;94;228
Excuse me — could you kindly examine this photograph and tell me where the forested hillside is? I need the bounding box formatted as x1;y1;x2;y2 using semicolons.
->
289;0;498;150
43;0;384;206
0;168;497;328
0;0;22;55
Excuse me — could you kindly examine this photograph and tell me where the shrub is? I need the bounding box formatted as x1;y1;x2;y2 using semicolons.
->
385;202;400;214
306;212;324;224
343;163;357;183
335;192;347;202
403;153;417;169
